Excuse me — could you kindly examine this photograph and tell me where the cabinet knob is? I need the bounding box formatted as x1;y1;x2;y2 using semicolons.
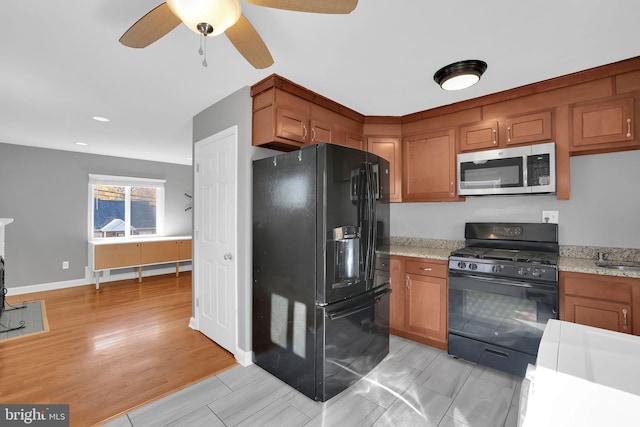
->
223;253;233;260
627;118;632;138
420;267;432;271
623;308;628;328
507;127;511;142
493;128;497;144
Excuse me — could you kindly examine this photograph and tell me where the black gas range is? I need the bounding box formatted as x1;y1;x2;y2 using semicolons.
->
448;222;559;377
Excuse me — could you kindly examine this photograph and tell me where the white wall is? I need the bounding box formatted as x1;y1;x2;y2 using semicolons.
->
391;149;640;248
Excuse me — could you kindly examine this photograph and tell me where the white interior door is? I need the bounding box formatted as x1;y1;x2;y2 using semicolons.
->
194;127;237;355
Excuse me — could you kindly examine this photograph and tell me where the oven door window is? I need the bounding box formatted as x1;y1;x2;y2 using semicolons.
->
459;157;524;190
448;273;557;355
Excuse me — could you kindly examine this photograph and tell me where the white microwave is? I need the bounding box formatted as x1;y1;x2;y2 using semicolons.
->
457;142;556;196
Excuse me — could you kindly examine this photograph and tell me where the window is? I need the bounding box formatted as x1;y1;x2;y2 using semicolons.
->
89;174;165;240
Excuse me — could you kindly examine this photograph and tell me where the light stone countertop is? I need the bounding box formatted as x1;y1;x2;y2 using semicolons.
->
386;237;640;279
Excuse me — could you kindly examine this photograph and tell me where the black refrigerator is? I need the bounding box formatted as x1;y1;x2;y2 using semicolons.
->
252;143;391;402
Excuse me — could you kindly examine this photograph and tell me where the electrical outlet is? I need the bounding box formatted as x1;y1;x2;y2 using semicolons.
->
542;210;559;224
62;261;69;270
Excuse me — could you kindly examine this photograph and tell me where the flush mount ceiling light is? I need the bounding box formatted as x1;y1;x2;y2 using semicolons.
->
434;60;487;91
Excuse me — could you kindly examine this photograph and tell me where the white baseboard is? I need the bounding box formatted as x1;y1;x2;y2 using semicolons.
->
235;349;253;367
188;316;198;330
6;264;193;296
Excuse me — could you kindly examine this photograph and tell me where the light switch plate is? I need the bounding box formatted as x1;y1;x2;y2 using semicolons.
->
542;210;559;224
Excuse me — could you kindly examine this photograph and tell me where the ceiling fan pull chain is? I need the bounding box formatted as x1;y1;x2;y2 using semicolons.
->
202;35;208;68
198;33;204;56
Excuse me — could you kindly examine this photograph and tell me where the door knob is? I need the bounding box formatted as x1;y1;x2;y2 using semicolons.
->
224;253;233;260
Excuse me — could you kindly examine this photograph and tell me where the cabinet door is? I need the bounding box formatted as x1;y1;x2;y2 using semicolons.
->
179;239;192;260
389;256;405;331
571;96;635;150
140;240;180;264
94;243;140;270
367;136;402;202
564;295;632;334
310;120;332;144
459;120;498;151
505;110;552;146
405;273;447;342
402;129;459;201
344;132;364;150
275;108;309;145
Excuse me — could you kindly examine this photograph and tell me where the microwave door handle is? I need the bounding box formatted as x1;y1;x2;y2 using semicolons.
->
523;154;528;187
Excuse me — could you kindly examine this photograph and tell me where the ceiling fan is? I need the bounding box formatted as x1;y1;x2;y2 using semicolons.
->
119;0;358;69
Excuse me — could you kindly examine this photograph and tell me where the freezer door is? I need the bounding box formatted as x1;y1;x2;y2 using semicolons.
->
315;287;390;401
318;143;390;305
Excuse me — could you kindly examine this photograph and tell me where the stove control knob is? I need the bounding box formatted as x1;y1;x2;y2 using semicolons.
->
517;267;528;276
532;268;542;277
492;264;502;273
457;261;466;269
469;263;478;271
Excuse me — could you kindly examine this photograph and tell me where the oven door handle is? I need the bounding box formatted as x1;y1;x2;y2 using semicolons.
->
449;272;556;292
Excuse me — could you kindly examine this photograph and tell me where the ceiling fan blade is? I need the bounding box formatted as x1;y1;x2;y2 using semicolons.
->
119;3;182;48
225;15;274;69
245;0;357;14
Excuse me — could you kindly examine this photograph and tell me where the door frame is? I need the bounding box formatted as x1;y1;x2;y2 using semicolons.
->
191;125;240;362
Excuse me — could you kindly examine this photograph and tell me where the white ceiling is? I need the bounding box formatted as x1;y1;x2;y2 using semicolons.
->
1;1;639;165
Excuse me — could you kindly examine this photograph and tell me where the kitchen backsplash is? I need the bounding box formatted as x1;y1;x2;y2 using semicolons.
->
391;236;640;262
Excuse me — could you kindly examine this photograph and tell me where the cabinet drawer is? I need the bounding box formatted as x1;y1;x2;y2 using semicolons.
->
94;243;140;270
140;240;181;264
405;260;447;278
561;272;631;304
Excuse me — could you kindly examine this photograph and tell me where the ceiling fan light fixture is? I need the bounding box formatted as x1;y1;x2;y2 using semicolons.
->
434;60;487;91
166;0;242;36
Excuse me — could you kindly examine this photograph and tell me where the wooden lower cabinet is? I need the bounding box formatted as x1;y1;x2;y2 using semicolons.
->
560;271;635;334
389;255;448;349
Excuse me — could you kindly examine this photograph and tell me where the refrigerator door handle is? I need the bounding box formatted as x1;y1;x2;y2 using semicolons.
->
326;288;391;320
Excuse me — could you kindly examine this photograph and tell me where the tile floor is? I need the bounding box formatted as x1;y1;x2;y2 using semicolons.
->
102;335;522;427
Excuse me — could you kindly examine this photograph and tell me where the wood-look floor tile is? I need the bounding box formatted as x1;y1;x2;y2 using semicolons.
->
374;382;452;427
416;353;474;398
236;397;310;427
351;358;422;409
128;375;231;426
446;375;513;427
305;391;385;427
207;374;290;425
165;406;224;427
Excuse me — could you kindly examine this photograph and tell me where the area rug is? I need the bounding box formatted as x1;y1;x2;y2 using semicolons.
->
0;300;49;342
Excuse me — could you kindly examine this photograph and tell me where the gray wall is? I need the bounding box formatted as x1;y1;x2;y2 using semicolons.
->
0;143;193;288
391;149;640;249
192;86;277;354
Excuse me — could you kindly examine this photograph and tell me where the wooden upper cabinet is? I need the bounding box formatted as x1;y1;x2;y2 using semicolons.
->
366;136;402;202
460;111;553;152
275;107;309;146
459;120;498;151
251;75;364;152
505;110;553;146
402;128;461;202
344;132;364;150
571;95;637;153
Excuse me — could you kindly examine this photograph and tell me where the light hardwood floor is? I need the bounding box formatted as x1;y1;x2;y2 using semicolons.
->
1;272;237;427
